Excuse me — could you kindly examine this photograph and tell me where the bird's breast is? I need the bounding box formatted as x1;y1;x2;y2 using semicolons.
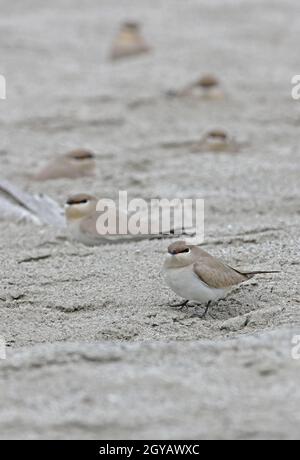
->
164;266;227;304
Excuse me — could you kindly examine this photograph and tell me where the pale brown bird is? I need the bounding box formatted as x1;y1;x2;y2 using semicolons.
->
192;129;238;153
182;74;224;99
65;194;194;246
167;74;224;100
109;22;150;60
161;129;238;153
164;241;279;317
33;149;96;181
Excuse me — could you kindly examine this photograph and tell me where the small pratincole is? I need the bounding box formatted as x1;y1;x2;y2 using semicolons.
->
160;129;241;154
65;194;194;246
194;129;237;153
109;22;150;61
163;241;279;317
167;74;224;100
181;74;223;99
33;149;96;181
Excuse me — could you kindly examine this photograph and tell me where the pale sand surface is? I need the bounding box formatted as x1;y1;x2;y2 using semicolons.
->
0;0;300;439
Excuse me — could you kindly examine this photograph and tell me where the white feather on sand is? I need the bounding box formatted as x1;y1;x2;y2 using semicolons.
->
0;179;65;227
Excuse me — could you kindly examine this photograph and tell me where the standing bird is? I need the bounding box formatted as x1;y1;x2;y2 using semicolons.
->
163;241;279;317
109;22;150;61
33;149;96;181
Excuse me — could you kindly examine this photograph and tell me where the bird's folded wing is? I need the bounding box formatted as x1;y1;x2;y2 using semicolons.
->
193;259;248;289
79;211;131;242
80;210;156;242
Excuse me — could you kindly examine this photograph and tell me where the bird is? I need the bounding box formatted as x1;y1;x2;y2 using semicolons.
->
163;241;279;317
160;129;238;153
0;179;65;227
33;149;96;181
167;74;223;100
109;22;150;61
181;74;223;99
192;129;238;153
65;194;194;246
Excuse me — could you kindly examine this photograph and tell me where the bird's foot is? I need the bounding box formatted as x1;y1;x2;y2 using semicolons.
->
169;300;189;310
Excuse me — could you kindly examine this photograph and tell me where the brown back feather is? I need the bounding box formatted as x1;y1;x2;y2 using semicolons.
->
192;247;249;289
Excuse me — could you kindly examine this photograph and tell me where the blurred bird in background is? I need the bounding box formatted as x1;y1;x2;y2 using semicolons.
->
33;149;96;181
109;21;151;60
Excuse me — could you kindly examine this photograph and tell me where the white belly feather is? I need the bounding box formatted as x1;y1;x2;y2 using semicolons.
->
164;266;228;304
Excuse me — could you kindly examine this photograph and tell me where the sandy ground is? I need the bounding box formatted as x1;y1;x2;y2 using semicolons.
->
0;0;300;440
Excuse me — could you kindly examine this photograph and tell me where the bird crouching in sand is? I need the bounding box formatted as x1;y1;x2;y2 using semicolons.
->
167;74;224;100
33;149;96;181
0;179;65;227
191;129;239;153
163;241;280;318
109;22;151;61
160;129;240;153
65;194;195;246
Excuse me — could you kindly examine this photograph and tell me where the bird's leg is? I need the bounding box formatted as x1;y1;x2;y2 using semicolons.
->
169;300;189;310
201;301;212;318
189;301;212;319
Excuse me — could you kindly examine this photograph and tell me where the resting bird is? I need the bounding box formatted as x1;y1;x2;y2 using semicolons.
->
65;194;195;246
33;149;96;181
109;22;150;60
168;74;224;100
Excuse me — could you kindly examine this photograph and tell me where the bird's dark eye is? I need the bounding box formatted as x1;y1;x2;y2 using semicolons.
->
71;153;94;161
75;155;92;160
67;199;89;205
181;248;190;253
